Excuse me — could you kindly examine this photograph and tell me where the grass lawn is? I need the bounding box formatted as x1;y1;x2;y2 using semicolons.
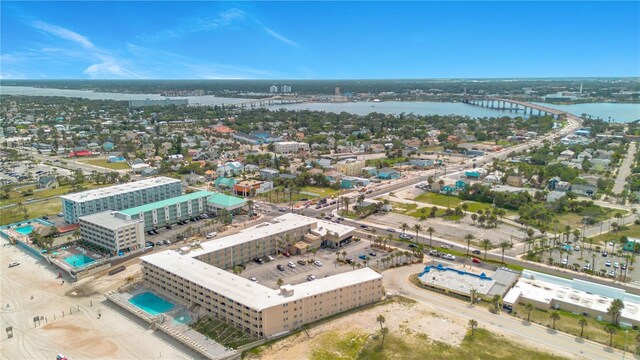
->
79;159;130;170
556;207;628;232
299;186;339;198
388;201;418;215
0;183;111;207
512;304;638;351
414;192;516;216
0;197;62;225
311;328;566;360
588;224;640;245
192;317;256;349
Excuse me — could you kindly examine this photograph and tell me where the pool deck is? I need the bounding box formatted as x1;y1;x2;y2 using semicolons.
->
106;287;237;360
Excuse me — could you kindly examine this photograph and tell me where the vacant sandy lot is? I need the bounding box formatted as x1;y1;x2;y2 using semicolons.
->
0;238;198;360
254;298;467;360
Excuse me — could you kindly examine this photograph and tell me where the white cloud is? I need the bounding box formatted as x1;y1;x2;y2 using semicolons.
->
83;62;142;79
140;8;246;43
32;21;95;49
263;27;299;47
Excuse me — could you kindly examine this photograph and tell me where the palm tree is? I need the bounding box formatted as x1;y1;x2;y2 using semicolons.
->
499;241;511;263
468;319;478;336
342;197;351;215
401;223;409;235
233;265;243;276
413;224;422;244
525;303;534;322
604;325;617;347
247;199;254;217
427;227;435;248
481;239;492;260
376;314;386;330
464;233;474;255
607;298;625;325
491;295;501;312
276;278;284;287
550;311;560;330
578;317;588;338
615;212;623;226
380;327;389;348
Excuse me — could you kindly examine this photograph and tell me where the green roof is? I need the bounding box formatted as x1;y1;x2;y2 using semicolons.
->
207;193;246;208
214;177;236;188
118;191;216;216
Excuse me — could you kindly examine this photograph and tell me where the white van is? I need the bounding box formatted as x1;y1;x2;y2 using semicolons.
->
206;232;217;239
8;261;20;268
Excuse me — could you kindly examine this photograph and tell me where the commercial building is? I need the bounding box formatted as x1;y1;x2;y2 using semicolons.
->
115;191;216;232
503;270;640;326
269;85;278;93
417;264;519;301
335;158;365;176
61;177;182;224
140;214;380;338
281;85;292;93
79;211;145;254
274;141;309;154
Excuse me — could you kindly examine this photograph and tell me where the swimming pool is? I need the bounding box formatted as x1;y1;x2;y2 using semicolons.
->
172;314;193;325
63;254;95;267
14;225;34;235
129;292;175;316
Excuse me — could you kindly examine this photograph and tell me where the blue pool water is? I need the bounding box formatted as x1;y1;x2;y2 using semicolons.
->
15;225;34;235
129;292;175;316
172;314;193;325
63;254;95;267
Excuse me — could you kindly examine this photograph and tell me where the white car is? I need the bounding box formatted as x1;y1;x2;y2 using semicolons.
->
206;232;217;239
561;258;568;266
307;274;316;281
8;261;20;268
314;260;323;267
287;261;296;268
267;255;275;261
249;277;257;282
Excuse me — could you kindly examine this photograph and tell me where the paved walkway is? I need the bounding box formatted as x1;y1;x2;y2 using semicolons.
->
613;141;637;195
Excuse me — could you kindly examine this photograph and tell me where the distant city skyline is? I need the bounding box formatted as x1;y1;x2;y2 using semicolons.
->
1;1;639;80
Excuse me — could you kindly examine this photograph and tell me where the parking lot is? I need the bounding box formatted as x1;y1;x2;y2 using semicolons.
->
240;239;389;289
547;242;639;282
0;159;72;184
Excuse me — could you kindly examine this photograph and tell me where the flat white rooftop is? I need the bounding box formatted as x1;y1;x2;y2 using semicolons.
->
79;211;140;230
188;213;319;258
418;265;495;296
61;177;180;203
142;249;380;311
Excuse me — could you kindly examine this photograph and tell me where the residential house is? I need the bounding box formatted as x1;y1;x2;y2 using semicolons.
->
214;177;236;190
558;149;575;161
140;167;159;177
547;177;561;190
377;168;401;180
555;181;571;192
571;184;597;197
361;167;378;177
216;161;244;177
259;168;280;180
409;159;435;168
546;191;566;203
37;176;59;189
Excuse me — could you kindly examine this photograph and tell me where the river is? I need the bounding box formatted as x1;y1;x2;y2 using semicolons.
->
1;85;638;122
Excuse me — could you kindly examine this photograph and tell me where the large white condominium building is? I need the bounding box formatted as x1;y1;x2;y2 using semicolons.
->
141;213;383;338
273;141;309;154
60;177;182;224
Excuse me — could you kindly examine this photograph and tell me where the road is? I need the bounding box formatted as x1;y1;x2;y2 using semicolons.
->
613;142;637;195
383;264;629;360
11;146;115;175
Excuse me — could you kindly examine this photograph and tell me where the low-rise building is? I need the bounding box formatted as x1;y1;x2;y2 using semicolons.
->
377;168;400;180
335;158;365;176
274;141;309;154
79;211;145;254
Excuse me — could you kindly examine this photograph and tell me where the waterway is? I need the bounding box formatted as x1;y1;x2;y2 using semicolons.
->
1;85;638;122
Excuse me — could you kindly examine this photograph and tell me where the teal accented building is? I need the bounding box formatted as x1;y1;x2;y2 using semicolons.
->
207;193;247;214
115;191;215;231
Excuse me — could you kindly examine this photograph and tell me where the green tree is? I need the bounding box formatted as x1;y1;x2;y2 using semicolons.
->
380;327;389;348
550;311;560;330
578;317;588;338
604;325;617;347
607;298;625;325
376;314;386;330
427;227;435;248
499;241;512;263
525;303;534;322
482;239;492;260
468;319;478;336
276;278;284;287
464;233;474;255
413;224;422;244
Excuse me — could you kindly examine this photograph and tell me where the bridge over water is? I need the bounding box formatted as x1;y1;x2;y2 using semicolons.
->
226;96;308;109
463;98;582;122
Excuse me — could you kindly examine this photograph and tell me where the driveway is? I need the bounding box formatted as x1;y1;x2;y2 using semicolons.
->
613;142;636;195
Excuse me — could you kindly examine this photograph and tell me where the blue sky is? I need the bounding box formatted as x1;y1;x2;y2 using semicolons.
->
1;1;639;79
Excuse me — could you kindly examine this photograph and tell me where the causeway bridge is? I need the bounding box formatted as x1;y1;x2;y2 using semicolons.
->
463;98;581;122
228;96;308;109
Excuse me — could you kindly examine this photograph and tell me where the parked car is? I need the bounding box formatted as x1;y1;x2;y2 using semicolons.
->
277;264;285;271
283;252;290;257
408;243;418;248
253;257;264;264
561;258;568;266
429;250;440;257
163;239;171;245
314;260;323;267
155;241;163;246
614;262;619;269
287;261;296;268
307;274;316;281
8;261;20;268
345;258;353;264
369;252;377;257
605;260;612;267
266;255;274;261
602;251;609;257
386;228;396;233
609;270;617;278
471;250;481;255
297;259;306;265
206;232;217;239
358;254;369;260
248;277;257;282
472;257;481;263
279;207;287;212
441;244;451;249
399;233;413;240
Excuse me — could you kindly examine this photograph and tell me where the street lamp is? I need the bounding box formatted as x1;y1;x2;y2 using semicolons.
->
623;329;628;360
